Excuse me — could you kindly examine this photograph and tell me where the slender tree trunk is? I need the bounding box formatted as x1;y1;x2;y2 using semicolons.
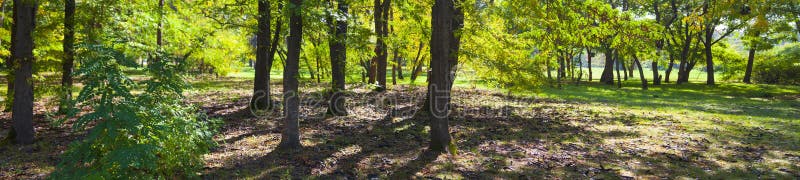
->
410;41;424;82
251;0;272;110
10;0;37;145
153;0;164;66
665;53;674;83
704;27;715;85
428;0;459;154
633;54;648;90
279;0;302;150
621;58;628;81
59;0;75;114
397;51;403;79
327;0;348;116
587;48;592;81
391;49;397;85
577;54;583;85
546;58;552;80
743;47;755;84
616;52;622;88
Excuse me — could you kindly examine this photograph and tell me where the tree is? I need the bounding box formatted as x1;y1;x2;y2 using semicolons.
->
279;0;302;150
428;0;461;153
373;0;390;91
327;0;348;116
60;0;76;113
251;0;272;110
10;0;38;144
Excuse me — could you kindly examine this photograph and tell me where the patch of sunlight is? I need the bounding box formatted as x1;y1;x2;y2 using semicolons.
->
394;123;413;133
314;145;363;175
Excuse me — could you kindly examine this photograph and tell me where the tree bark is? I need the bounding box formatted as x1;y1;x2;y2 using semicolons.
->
279;0;302;150
59;0;75;114
633;54;648;90
428;0;459;154
251;0;272;111
373;0;390;91
743;47;755;84
616;51;622;88
704;26;715;85
665;53;674;83
600;48;615;85
327;0;348;116
11;0;37;145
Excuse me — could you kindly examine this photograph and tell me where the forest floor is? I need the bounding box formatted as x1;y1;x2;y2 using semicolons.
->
1;72;799;179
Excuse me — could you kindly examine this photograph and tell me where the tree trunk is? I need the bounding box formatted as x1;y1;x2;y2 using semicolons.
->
428;0;458;154
59;0;75;114
373;0;389;91
677;30;693;84
704;27;715;85
251;0;272;111
391;49;397;85
410;41;425;82
621;58;628;81
743;47;755;84
587;48;592;81
665;53;674;83
327;0;348;116
153;0;164;66
10;0;37;145
615;51;622;88
633;54;648;90
600;49;615;85
546;58;552;80
279;0;302;150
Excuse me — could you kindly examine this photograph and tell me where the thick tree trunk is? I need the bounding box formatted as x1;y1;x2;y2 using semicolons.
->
428;0;458;154
600;49;615;85
59;0;75;114
251;0;272;111
10;0;37;145
677;33;693;84
704;28;715;85
743;47;755;84
327;0;348;116
279;0;302;150
633;54;648;90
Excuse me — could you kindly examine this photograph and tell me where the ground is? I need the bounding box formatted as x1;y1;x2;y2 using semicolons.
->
1;70;799;179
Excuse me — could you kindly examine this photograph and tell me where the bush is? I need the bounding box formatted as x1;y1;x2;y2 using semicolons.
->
51;45;220;179
754;43;800;85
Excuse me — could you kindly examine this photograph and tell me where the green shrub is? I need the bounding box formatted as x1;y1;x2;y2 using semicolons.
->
51;45;220;179
754;43;800;85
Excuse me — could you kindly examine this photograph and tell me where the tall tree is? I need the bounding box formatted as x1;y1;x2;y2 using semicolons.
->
60;0;76;113
327;0;348;116
373;0;390;91
10;0;38;145
251;0;272;110
279;0;302;150
428;0;461;153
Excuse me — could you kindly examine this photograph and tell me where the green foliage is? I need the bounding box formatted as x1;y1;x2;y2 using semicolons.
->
754;43;800;85
51;44;220;179
713;44;747;81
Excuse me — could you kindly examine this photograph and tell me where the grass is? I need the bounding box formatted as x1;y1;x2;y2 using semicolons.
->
1;66;799;179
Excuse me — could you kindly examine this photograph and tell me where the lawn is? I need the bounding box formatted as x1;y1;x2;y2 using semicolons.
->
0;68;798;179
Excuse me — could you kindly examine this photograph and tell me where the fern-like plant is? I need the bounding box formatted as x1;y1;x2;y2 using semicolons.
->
51;44;220;179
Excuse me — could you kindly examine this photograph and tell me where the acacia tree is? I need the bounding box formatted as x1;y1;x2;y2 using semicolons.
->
10;0;37;144
279;0;302;150
327;0;348;116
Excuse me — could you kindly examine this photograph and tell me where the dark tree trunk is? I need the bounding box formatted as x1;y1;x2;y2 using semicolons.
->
743;47;755;84
279;0;302;150
251;0;272;111
10;0;37;145
600;49;615;85
373;0;390;91
704;27;715;85
396;51;403;79
615;52;622;88
633;54;648;90
428;0;459;154
677;32;693;84
410;41;424;82
621;58;628;81
153;0;164;66
59;0;75;114
391;50;397;85
665;53;674;83
546;58;552;80
327;0;348;116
